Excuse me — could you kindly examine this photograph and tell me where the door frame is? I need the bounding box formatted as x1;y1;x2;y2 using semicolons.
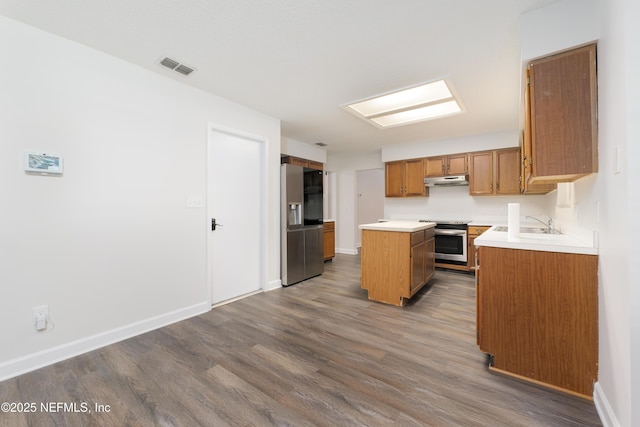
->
206;122;267;307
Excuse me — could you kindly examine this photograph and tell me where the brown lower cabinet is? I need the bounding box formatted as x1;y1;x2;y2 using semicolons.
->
361;227;435;306
467;225;491;271
477;246;598;399
323;221;335;261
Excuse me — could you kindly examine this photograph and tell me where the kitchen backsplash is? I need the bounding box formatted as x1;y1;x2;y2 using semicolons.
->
384;185;555;224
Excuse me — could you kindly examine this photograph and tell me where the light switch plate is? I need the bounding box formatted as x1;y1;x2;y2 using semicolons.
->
33;305;49;331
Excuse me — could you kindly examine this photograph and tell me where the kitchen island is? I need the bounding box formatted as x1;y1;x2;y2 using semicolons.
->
359;221;436;306
474;225;598;399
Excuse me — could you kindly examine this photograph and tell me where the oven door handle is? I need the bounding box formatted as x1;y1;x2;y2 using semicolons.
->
435;229;466;236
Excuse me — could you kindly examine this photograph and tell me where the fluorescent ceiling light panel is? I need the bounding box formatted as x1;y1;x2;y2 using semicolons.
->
348;80;452;117
344;79;463;128
371;100;462;127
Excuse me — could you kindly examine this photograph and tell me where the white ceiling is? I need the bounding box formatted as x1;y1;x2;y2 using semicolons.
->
0;0;558;155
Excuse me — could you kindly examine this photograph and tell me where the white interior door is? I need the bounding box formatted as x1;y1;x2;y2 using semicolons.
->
208;127;263;305
356;168;385;247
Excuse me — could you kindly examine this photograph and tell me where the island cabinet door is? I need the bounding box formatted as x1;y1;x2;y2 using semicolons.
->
410;231;426;294
424;230;435;283
361;230;410;305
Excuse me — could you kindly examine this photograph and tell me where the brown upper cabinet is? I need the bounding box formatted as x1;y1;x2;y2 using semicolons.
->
425;154;468;177
526;43;598;183
469;148;521;196
281;156;323;171
385;159;428;198
521;105;556;194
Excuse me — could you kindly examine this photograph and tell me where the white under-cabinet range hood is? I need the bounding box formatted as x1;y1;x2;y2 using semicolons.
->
424;175;469;187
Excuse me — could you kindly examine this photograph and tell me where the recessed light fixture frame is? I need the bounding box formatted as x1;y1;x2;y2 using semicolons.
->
341;79;464;129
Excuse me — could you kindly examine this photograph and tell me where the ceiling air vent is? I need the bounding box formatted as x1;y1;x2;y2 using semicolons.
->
174;64;195;76
159;57;195;76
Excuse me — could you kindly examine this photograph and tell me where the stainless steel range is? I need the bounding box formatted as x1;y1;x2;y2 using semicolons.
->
419;219;471;264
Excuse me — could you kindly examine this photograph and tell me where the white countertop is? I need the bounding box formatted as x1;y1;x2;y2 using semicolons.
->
475;225;598;255
359;220;436;232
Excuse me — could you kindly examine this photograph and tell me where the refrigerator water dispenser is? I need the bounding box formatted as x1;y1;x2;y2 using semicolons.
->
288;202;302;226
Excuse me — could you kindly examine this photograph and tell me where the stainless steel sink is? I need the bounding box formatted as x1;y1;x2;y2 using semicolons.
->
493;226;561;235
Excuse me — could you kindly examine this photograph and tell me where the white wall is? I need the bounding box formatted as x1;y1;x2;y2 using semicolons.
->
329;131;556;254
521;0;599;60
591;0;638;425
280;137;327;164
381;130;520;162
326;151;383;254
384;189;552;224
625;2;640;425
523;1;638;426
355;169;385;247
381;130;554;225
0;16;281;380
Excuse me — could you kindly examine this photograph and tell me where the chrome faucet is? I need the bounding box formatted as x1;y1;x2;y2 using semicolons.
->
525;215;555;233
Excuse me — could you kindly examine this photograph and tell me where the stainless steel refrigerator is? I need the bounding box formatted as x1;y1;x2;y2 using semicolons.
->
281;163;324;286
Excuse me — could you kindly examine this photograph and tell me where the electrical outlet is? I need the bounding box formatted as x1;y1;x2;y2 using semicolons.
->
186;196;203;208
33;305;49;331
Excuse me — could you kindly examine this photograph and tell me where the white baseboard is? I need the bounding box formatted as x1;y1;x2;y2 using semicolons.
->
0;301;210;382
336;248;359;255
593;381;620;427
211;290;264;308
265;279;282;291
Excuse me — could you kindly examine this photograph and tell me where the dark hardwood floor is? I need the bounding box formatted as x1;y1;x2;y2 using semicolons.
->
1;254;602;426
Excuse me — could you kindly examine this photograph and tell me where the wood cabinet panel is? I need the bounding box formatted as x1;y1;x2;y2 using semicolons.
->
469;152;494;195
361;228;435;306
361;230;409;306
281;156;323;171
288;157;308;167
447;154;468;175
323;221;335;261
424;229;435;283
410;238;426;293
385;161;405;197
424;157;445;177
477;246;598;398
467;226;490;271
528;43;597;183
385;159;427;197
405;159;427;196
425;154;468;177
495;149;521;194
521;85;556;194
470;149;521;196
307;160;323;171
